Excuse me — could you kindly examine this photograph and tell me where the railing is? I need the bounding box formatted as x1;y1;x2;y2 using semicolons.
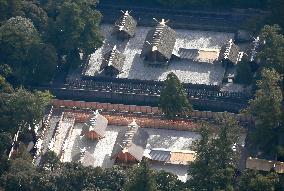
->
64;78;252;102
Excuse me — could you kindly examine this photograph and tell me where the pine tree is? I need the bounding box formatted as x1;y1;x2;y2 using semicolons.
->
245;68;283;155
188;114;241;191
159;72;193;117
124;159;157;191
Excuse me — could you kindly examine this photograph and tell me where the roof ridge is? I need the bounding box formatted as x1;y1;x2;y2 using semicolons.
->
151;21;166;51
224;39;233;59
118;11;130;31
108;45;118;66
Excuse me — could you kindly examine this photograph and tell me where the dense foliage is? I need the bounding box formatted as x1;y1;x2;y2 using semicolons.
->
245;68;283;159
0;0;284;191
159;72;193;117
0;0;103;86
188;115;241;191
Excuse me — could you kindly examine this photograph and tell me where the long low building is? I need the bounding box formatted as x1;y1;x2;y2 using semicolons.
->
145;148;196;165
246;157;284;174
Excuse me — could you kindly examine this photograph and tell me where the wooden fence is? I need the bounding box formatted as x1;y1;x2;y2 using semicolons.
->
51;99;254;126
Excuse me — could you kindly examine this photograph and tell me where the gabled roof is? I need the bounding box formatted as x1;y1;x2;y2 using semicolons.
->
111;119;149;162
169;150;196;165
248;37;260;62
73;149;95;167
84;110;108;138
141;19;177;60
148;149;171;162
177;48;219;64
101;45;125;73
145;149;196;165
218;39;243;65
113;10;137;37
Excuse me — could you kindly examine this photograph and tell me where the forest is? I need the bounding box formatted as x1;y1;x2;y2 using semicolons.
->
0;0;284;190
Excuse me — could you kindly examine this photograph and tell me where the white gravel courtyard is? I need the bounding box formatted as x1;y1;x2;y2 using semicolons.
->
58;123;200;182
85;24;234;85
62;124;122;168
144;128;200;151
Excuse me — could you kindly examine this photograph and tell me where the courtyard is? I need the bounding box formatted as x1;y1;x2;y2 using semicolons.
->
85;24;234;85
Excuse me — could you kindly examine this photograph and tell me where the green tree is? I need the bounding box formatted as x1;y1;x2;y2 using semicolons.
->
8;89;53;130
27;43;57;85
49;0;103;68
188;114;241;191
0;16;41;84
124;159;158;191
154;170;184;191
245;68;283;154
0;88;53;134
40;150;61;172
21;1;49;34
56;162;92;191
0;64;12;78
3;160;36;191
258;25;284;75
0;0;22;22
159;72;193;117
0;132;12;155
0;75;13;93
238;170;279;191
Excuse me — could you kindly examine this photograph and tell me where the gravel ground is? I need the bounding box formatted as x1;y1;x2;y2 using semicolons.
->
144;128;200;151
59;123;200;181
86;24;234;85
151;163;189;182
43;117;247;182
62;124;121;168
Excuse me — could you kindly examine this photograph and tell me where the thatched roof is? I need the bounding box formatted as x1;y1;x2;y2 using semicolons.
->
111;120;149;162
84;110;108;138
169;150;196;165
141;19;177;60
101;45;125;73
218;39;243;65
113;11;137;37
73;149;95;167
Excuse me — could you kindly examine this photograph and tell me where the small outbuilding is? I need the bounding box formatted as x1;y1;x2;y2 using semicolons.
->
145;149;196;165
141;19;177;65
112;10;137;40
218;39;244;66
83;110;108;140
100;45;125;77
177;48;219;64
111;119;149;165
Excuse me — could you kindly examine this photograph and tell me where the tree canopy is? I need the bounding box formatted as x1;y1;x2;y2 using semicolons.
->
188;114;242;191
245;68;283;155
258;25;284;76
159;72;193;117
0;0;104;86
124;159;158;191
